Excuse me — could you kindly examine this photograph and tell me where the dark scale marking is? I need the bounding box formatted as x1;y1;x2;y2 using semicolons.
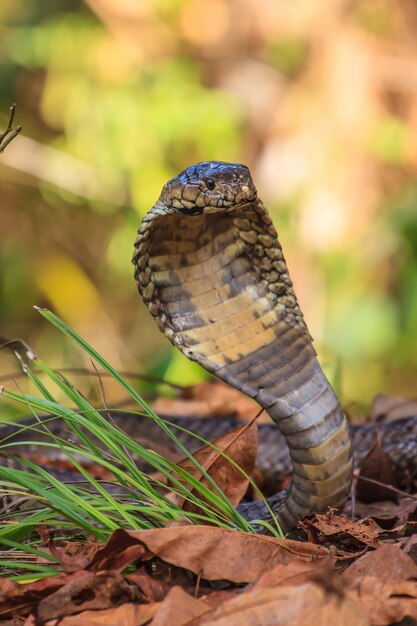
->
289;424;349;465
251;343;317;397
201;309;284;360
158;258;252;303
265;368;330;416
198;281;270;320
255;355;319;410
153;249;251;288
277;386;337;434
150;229;240;270
215;325;306;383
285;407;344;448
164;308;205;333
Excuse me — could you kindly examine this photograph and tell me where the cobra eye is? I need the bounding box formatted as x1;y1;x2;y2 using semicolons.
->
205;178;216;190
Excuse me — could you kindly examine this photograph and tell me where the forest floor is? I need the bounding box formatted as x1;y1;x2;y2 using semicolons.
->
2;381;417;626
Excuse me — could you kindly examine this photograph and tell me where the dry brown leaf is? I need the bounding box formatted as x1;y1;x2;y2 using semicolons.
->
151;586;211;626
351;498;417;537
404;535;417;565
111;526;328;584
300;510;381;550
87;531;151;572
127;566;173;603
356;428;398;503
342;544;417;583
33;526;103;573
52;602;158;626
0;574;79;619
200;589;239;610
46;539;104;573
386;504;417;539
346;577;417;625
351;500;403;530
37;571;142;623
197;582;368;626
252;555;338;592
168;418;258;514
397;499;417;523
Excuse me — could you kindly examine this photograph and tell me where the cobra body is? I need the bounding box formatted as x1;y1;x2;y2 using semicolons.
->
132;161;353;530
3;411;416;503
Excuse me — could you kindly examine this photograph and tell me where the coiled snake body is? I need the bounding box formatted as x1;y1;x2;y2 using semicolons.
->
133;161;353;531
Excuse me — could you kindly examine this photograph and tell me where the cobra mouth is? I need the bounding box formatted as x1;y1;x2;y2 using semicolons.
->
175;206;205;216
175;195;258;216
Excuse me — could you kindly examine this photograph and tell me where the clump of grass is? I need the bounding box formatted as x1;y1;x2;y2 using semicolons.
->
0;309;282;579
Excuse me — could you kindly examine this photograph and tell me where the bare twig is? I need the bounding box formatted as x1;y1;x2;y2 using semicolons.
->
91;359;109;411
0;104;22;154
0;337;36;374
1;133;128;203
0;366;184;390
355;475;417;501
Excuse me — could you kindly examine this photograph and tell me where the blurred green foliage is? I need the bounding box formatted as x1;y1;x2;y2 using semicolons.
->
0;0;416;415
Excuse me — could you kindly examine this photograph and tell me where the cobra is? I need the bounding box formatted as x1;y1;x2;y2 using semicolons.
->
132;161;353;531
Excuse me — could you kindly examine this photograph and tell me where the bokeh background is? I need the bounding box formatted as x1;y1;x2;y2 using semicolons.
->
0;0;416;416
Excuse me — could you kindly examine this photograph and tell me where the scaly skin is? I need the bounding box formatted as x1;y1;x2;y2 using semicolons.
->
3;411;417;501
132;161;353;530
